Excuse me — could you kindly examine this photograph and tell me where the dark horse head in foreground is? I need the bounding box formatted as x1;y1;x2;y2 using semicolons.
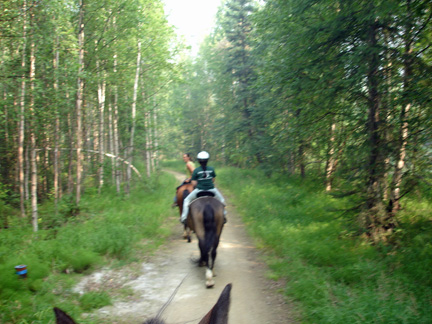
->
176;182;194;242
186;194;225;288
54;283;232;324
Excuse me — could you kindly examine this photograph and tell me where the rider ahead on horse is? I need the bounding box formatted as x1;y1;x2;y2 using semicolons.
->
183;153;195;180
180;151;227;224
172;153;196;208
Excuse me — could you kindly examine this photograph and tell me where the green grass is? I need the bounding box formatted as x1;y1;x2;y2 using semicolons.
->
0;172;177;323
217;167;432;324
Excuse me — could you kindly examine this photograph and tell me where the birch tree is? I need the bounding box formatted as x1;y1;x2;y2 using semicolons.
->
125;41;141;195
29;4;38;231
18;0;28;218
96;45;106;194
76;0;85;205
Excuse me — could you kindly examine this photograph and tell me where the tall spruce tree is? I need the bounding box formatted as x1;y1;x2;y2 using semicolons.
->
219;0;259;165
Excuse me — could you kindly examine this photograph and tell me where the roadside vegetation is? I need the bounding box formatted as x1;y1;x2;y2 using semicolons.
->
0;172;176;323
216;167;432;324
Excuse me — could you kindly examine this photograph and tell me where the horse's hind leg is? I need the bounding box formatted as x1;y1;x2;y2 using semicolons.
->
209;236;219;274
183;224;191;242
206;249;215;288
198;239;208;267
205;247;216;288
209;249;217;277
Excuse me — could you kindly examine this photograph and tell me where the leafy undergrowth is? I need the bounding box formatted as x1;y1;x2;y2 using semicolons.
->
217;167;432;324
0;172;177;323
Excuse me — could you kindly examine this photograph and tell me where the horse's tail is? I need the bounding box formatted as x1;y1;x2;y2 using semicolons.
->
203;203;216;259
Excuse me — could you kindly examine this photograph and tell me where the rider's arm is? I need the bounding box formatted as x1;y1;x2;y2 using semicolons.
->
192;180;198;188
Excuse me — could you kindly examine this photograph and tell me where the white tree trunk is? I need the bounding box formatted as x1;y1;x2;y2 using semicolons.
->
25;144;30;200
76;0;85;205
108;102;115;184
67;112;74;194
112;16;121;194
145;111;151;178
141;84;151;177
53;35;61;208
126;41;141;194
325;122;336;191
18;0;27;218
96;52;106;194
152;102;159;169
113;85;121;193
29;12;38;232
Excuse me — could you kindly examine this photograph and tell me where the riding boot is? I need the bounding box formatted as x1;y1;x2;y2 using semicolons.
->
181;208;189;224
172;195;178;208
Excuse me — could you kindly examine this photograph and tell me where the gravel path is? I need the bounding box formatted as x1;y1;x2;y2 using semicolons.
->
74;170;295;324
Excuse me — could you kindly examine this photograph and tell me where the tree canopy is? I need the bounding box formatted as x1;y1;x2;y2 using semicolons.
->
1;0;431;239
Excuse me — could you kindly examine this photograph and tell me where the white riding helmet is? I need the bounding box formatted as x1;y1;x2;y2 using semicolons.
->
197;151;210;160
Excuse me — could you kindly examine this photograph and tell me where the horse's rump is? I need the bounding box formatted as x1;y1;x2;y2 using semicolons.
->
189;197;224;236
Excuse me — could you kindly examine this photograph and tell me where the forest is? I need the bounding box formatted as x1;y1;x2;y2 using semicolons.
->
1;0;432;323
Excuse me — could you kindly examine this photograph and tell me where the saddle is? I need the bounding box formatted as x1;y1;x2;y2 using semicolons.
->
194;191;226;207
196;190;215;198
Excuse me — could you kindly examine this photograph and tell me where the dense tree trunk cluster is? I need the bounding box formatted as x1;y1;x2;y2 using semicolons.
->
167;0;432;240
0;0;175;229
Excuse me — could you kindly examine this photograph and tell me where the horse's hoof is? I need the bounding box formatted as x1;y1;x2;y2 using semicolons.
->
187;236;191;243
206;269;214;288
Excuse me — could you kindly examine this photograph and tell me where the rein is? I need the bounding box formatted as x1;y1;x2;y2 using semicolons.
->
154;273;210;324
155;273;189;319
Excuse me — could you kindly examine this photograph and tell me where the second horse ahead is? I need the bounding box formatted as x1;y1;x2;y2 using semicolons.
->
175;181;194;242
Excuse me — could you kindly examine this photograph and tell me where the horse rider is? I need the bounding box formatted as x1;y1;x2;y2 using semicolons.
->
172;153;196;208
180;151;227;224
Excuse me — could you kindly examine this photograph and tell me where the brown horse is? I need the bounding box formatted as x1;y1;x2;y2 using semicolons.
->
186;194;225;288
54;283;232;324
175;182;194;242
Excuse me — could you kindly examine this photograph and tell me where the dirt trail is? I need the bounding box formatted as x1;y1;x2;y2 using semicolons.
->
75;170;294;324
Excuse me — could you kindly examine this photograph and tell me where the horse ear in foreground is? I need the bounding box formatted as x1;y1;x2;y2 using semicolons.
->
187;194;225;288
54;283;232;324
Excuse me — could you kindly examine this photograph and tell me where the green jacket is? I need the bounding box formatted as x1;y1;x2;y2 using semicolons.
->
192;166;216;190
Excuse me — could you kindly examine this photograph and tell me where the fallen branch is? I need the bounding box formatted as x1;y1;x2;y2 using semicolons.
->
35;148;142;179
